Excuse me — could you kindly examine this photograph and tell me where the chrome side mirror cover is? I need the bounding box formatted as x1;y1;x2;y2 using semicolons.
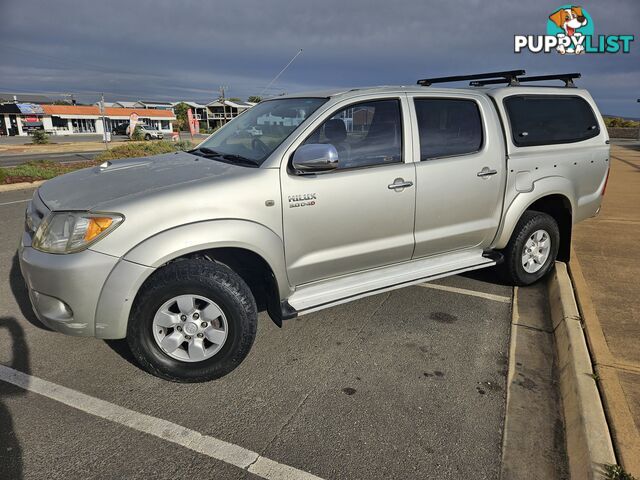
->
292;144;339;174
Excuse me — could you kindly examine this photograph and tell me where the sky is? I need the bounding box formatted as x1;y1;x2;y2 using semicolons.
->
0;0;638;116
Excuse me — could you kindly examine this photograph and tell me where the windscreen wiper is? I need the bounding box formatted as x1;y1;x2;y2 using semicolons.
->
219;154;260;167
188;148;260;167
188;147;221;157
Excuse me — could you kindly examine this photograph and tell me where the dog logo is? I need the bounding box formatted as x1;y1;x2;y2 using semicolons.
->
547;6;592;54
514;5;634;54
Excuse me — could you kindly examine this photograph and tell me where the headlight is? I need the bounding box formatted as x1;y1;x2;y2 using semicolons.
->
32;212;124;254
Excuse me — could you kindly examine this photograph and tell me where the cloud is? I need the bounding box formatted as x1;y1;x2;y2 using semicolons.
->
0;0;638;115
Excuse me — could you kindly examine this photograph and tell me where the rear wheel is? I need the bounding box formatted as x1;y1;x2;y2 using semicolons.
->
127;259;257;382
499;210;559;286
144;133;151;140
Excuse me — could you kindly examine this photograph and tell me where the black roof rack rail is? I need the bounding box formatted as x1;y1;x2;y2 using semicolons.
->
470;72;581;88
417;70;525;87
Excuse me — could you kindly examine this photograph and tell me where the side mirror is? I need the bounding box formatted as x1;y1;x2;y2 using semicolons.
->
292;144;339;173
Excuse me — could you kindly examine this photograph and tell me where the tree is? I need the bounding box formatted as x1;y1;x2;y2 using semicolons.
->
32;129;49;144
228;97;242;102
173;102;190;131
247;96;262;103
130;125;144;141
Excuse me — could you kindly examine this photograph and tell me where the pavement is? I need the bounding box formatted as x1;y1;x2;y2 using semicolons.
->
572;142;640;476
0;186;523;479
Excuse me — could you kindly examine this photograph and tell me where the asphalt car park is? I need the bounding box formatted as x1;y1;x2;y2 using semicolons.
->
1;186;514;480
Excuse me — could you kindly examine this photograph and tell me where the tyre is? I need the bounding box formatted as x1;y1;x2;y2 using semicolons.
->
144;133;151;140
127;259;257;382
498;210;559;286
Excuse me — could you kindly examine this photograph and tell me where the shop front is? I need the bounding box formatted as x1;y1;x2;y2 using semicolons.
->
0;104;22;136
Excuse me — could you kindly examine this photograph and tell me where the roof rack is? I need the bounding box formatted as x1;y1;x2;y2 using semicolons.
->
470;72;581;88
417;70;525;87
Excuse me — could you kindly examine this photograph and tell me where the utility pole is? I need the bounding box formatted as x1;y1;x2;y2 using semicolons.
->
100;93;109;150
219;86;227;126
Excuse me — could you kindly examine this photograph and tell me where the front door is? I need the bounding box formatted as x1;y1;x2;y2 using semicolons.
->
409;95;506;258
281;97;416;286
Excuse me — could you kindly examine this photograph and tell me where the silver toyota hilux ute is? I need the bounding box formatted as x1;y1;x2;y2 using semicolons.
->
19;70;610;382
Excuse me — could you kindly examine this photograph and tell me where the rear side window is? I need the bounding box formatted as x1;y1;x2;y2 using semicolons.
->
504;95;600;147
414;98;483;160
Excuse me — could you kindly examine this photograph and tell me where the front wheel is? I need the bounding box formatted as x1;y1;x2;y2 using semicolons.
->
127;259;257;382
498;210;559;286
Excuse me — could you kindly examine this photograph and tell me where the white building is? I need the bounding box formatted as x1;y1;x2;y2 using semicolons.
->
0;104;176;136
205;99;255;128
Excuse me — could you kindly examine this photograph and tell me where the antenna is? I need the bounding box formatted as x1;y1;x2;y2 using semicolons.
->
259;49;303;97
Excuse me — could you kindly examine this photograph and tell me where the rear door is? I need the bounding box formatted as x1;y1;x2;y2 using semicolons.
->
408;94;506;258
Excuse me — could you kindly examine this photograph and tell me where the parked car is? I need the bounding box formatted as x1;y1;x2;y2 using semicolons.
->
246;126;263;136
20;70;609;382
112;123;163;139
111;123;128;136
138;124;163;140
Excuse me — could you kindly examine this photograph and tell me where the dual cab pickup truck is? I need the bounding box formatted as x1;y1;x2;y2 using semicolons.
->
19;70;610;382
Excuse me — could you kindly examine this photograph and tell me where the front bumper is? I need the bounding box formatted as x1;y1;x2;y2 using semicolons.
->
19;232;153;339
19;233;119;336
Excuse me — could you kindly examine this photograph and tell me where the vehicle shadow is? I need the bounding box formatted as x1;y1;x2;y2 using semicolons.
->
104;338;138;367
0;316;31;480
9;252;50;331
461;265;512;286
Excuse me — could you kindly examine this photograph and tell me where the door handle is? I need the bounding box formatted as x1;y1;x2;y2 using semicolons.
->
477;167;498;178
388;178;414;190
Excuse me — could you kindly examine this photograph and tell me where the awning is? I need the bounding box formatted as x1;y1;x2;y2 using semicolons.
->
17;103;45;115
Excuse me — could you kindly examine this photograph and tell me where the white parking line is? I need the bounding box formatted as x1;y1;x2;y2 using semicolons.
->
0;198;30;206
418;283;512;303
0;364;324;480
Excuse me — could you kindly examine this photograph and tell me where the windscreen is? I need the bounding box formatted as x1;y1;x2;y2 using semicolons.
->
197;98;327;165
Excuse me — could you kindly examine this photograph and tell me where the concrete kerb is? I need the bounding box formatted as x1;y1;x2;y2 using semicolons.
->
0;180;45;193
548;262;616;479
568;250;640;477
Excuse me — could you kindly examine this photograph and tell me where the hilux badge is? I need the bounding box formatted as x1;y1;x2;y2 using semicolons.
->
288;193;317;208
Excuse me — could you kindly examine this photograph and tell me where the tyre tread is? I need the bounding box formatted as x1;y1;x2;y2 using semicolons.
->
127;259;257;382
499;210;559;286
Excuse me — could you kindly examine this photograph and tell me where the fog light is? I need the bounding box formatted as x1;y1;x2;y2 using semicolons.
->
32;291;73;320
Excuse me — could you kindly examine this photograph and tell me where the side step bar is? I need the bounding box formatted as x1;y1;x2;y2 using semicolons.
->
287;249;498;317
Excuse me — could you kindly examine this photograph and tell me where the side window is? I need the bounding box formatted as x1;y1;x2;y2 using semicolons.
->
414;98;483;160
304;99;402;169
504;95;600;147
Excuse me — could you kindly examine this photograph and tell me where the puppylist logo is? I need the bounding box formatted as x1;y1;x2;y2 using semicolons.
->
515;5;634;55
